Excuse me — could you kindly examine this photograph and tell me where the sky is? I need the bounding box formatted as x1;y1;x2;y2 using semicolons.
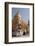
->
12;8;29;22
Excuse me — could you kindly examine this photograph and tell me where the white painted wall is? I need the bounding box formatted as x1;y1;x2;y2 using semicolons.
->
0;0;35;46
